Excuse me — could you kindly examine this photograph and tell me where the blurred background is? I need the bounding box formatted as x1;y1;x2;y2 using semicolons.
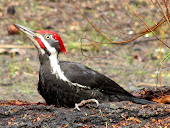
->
0;0;169;102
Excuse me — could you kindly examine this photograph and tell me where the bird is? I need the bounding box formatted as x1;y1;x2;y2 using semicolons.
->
14;24;155;110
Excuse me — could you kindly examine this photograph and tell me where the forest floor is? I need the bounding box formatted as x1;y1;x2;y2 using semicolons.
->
0;0;169;102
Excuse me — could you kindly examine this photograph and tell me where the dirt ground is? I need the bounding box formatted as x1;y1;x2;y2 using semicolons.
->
0;0;169;103
0;100;169;127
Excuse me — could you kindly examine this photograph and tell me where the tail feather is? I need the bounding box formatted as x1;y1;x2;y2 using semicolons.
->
129;96;156;104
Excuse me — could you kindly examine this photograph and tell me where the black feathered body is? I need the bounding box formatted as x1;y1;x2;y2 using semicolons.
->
38;54;153;107
14;24;154;107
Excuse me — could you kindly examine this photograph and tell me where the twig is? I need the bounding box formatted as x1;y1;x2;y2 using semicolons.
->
150;0;164;16
133;36;170;44
156;0;170;26
124;0;170;49
68;0;114;44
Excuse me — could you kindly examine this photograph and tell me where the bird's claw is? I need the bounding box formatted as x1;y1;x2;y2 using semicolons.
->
74;99;99;111
74;103;81;111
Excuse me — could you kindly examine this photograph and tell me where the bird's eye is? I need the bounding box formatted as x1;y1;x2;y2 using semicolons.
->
46;35;50;39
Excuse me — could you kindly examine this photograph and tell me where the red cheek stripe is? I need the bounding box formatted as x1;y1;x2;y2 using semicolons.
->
35;37;45;49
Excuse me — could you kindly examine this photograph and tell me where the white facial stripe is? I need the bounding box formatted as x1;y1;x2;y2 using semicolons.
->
39;35;67;79
39;35;89;89
39;35;56;54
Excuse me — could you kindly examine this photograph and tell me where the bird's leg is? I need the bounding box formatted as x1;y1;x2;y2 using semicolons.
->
74;99;99;111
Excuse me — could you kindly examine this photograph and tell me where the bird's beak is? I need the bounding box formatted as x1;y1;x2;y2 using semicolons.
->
14;24;43;52
14;24;39;38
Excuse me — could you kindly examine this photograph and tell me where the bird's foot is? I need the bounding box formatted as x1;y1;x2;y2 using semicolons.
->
74;99;99;111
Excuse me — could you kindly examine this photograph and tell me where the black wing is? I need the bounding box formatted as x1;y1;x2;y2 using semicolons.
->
59;61;132;96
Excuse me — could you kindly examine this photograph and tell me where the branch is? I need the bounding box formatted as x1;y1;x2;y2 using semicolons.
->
124;0;169;49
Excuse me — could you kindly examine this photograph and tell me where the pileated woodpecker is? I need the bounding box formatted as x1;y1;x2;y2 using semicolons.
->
14;24;154;110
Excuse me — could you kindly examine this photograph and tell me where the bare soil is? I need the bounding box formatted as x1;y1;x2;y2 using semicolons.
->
0;0;169;102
